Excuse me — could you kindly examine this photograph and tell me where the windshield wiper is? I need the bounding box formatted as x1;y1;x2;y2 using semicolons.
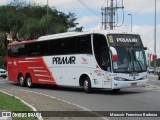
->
131;49;142;72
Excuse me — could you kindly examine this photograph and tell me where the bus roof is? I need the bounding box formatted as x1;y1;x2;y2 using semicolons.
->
38;30;140;41
8;40;37;46
8;30;140;46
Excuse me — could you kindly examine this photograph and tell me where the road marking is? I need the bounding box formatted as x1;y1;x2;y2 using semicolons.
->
16;89;109;120
0;79;7;83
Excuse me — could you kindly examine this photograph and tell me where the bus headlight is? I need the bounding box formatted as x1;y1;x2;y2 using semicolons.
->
142;75;147;79
114;77;125;81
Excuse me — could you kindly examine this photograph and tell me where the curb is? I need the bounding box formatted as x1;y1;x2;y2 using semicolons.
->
0;90;43;120
17;89;108;120
18;89;90;111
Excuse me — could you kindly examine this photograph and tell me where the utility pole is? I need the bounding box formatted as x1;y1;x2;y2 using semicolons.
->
101;7;107;30
128;14;132;32
46;0;49;34
110;0;114;30
154;0;157;74
101;0;124;30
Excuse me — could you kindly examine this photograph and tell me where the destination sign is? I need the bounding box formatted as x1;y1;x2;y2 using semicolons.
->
108;34;143;47
116;38;138;43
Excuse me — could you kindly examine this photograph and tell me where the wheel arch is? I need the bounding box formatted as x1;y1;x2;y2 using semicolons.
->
25;72;31;80
17;72;25;82
79;73;92;87
17;72;23;81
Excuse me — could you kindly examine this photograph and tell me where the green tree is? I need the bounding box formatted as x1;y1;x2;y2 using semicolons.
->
0;0;79;66
0;0;78;40
0;5;26;40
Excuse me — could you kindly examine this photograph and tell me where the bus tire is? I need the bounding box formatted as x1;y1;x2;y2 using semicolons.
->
158;75;160;80
83;77;91;93
2;76;6;79
26;74;33;88
18;74;25;87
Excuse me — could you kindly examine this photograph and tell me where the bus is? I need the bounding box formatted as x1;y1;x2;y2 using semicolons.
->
7;30;148;93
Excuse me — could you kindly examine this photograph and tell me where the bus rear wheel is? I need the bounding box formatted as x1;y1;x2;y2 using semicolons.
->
26;75;33;88
83;77;91;93
18;74;25;87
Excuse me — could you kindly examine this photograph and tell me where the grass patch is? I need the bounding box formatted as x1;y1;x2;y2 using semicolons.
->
0;92;31;111
0;92;37;120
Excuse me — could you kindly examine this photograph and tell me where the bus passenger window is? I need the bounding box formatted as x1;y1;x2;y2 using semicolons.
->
102;50;110;66
93;34;110;71
77;35;92;54
101;48;110;70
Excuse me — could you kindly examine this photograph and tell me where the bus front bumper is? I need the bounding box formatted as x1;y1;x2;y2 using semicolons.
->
112;79;148;89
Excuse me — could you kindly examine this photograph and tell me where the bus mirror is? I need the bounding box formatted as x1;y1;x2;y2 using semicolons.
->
112;54;118;61
110;47;118;61
152;54;157;61
144;47;147;50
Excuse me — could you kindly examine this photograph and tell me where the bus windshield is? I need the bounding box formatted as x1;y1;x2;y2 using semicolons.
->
107;34;147;73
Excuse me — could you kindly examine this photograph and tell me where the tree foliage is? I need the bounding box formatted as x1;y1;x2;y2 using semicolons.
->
0;0;80;66
0;0;78;41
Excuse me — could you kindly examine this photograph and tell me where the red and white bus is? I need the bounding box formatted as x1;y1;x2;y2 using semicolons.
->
7;30;148;92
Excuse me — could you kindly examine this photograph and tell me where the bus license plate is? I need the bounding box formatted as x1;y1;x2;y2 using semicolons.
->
131;83;137;87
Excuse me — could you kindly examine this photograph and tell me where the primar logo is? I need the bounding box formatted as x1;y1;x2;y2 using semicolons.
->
116;38;138;43
53;56;76;64
129;73;139;76
129;73;139;80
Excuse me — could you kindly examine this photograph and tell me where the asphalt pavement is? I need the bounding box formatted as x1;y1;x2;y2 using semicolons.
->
0;74;160;120
0;78;105;120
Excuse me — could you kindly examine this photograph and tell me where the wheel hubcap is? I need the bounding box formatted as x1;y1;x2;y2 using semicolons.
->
84;80;88;90
27;78;31;86
20;77;24;84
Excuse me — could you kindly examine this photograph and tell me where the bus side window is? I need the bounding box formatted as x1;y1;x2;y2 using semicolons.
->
101;48;110;68
93;34;110;71
77;35;92;54
11;45;18;57
27;43;40;56
8;46;13;57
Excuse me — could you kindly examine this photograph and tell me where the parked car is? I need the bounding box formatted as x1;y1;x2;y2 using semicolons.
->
155;68;160;74
0;68;7;78
157;69;160;80
147;67;154;73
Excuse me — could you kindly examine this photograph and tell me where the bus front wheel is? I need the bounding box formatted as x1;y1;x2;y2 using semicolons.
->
83;77;91;93
18;74;25;87
26;75;33;88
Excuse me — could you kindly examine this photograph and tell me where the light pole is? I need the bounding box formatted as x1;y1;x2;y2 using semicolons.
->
154;0;157;74
46;0;49;34
128;14;132;32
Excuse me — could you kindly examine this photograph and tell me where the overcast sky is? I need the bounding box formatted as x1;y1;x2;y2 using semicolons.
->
1;0;160;57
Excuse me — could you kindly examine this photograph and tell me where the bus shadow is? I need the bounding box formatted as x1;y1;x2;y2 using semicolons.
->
9;82;146;95
31;84;147;95
92;88;146;95
35;84;84;92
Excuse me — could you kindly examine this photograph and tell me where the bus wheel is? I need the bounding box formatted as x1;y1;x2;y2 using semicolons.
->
158;75;160;80
83;77;91;93
2;76;6;79
18;74;25;87
26;75;33;88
